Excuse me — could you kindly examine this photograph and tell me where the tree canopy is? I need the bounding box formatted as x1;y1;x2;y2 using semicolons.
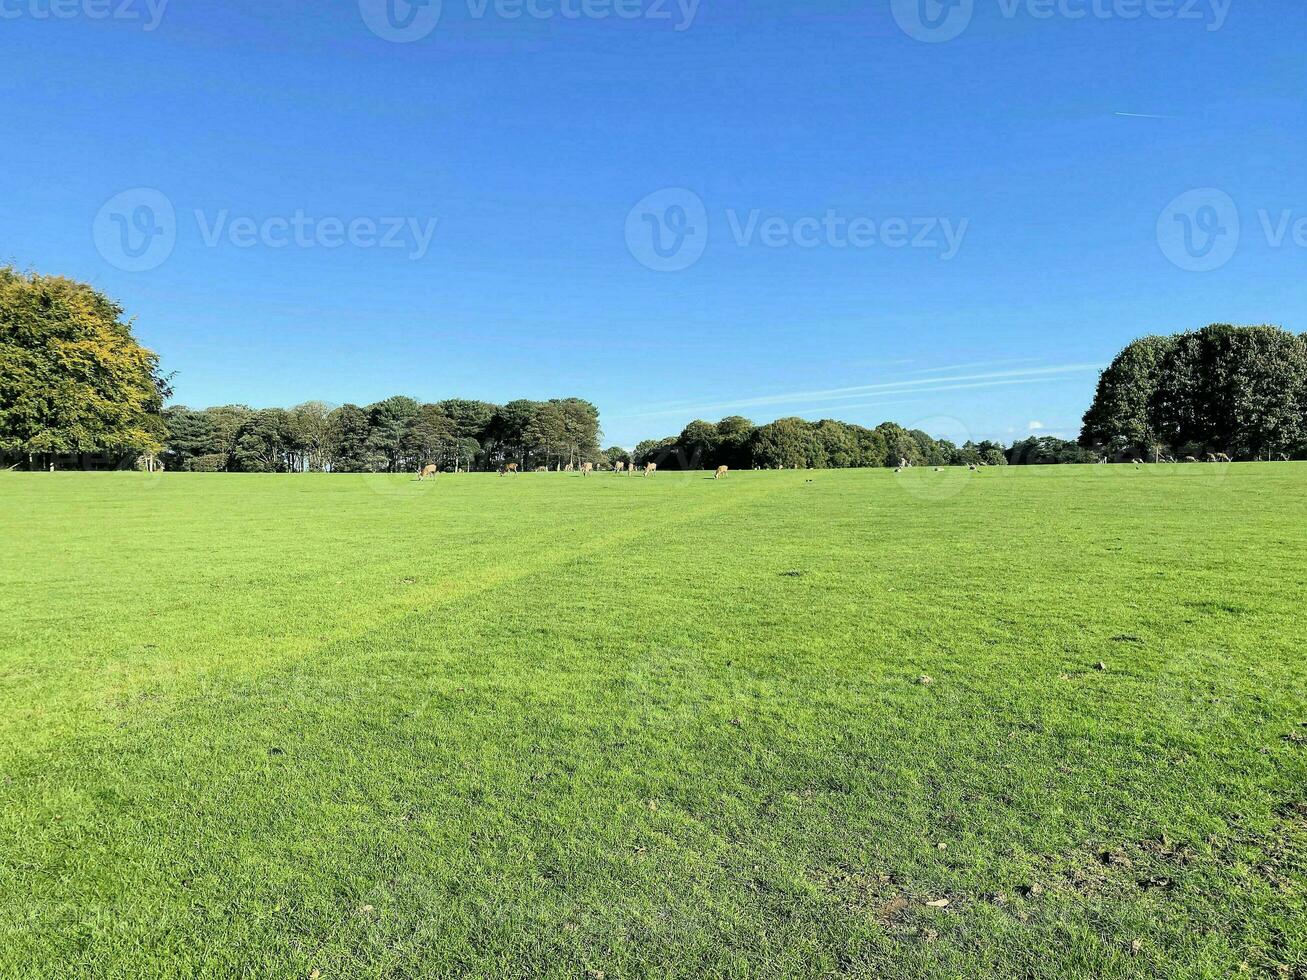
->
159;397;602;474
1081;324;1307;459
0;267;169;466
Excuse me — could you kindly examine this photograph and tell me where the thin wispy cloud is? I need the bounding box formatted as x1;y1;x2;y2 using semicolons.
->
614;363;1104;421
901;356;1043;376
1114;111;1175;119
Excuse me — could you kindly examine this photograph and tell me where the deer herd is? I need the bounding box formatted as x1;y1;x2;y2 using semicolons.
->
489;460;663;477
413;452;1294;480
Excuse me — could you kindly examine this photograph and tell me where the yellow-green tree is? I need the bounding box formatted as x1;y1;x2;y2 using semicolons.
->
0;267;169;468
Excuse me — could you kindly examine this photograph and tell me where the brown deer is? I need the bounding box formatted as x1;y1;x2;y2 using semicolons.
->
714;465;729;479
500;463;519;476
419;464;438;480
614;461;626;473
645;462;657;476
581;462;594;476
535;466;548;473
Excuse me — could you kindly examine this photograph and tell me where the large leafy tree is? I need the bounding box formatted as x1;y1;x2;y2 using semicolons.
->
365;396;421;472
161;405;218;471
0;267;169;467
678;420;721;468
407;403;457;469
287;401;333;472
231;408;293;472
1080;335;1174;456
327;404;372;472
1084;325;1307;458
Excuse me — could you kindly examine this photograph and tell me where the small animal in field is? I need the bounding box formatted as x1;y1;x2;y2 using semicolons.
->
1214;452;1232;463
1279;453;1291;462
1184;456;1198;463
581;462;594;476
614;461;626;473
500;463;519;476
564;462;574;472
1131;458;1143;465
645;462;657;476
419;464;438;480
535;466;548;473
715;465;729;479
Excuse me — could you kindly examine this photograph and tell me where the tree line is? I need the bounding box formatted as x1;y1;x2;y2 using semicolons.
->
1080;324;1307;461
4;268;1304;471
626;417;1014;471
162;398;600;473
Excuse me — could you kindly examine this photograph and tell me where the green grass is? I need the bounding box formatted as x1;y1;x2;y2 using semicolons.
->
1;465;1304;979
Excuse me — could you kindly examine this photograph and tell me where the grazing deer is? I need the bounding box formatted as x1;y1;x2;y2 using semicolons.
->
1215;452;1232;463
581;462;594;476
714;465;729;479
419;464;438;480
500;463;519;476
1184;456;1198;463
535;466;548;473
645;462;657;476
614;461;626;473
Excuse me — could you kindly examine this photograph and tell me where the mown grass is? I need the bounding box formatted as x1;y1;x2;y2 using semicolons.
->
0;465;1304;979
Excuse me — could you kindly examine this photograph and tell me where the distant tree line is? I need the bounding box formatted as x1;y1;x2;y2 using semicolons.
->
1081;324;1307;461
628;416;1012;471
161;397;601;473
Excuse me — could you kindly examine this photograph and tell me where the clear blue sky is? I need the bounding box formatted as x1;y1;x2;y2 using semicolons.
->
3;0;1304;447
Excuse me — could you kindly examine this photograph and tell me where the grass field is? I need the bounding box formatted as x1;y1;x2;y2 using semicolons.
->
1;465;1304;979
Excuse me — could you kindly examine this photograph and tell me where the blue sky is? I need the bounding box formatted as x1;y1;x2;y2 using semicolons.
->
3;0;1304;447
